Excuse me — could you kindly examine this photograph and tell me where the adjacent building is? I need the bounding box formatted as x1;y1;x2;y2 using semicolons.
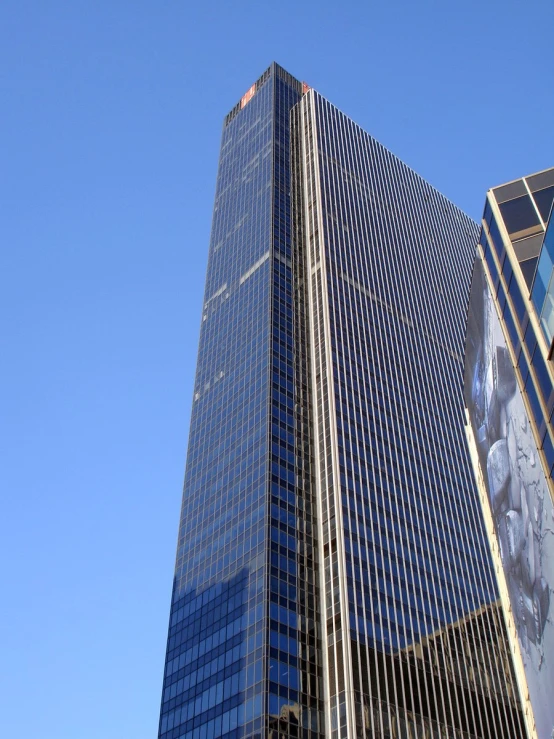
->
158;63;528;739
464;169;554;738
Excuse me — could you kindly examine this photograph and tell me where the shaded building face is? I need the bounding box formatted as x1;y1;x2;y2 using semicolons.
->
158;64;528;739
465;170;554;739
294;90;526;739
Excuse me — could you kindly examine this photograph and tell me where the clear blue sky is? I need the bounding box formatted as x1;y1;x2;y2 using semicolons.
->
1;1;552;737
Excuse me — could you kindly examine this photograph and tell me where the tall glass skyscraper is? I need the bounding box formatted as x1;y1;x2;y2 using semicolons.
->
158;63;528;739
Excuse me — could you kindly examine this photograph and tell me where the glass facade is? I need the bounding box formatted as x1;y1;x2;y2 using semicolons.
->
294;90;526;738
158;65;527;739
158;64;323;739
480;170;554;482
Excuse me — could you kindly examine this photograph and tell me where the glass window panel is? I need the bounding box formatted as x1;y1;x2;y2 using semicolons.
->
502;302;520;354
521;256;538;290
533;185;554;223
531;257;548;310
519;345;530;384
484;237;500;293
543;431;554;475
497;280;507;314
502;254;514;286
525;373;544;430
499;194;541;236
523;320;538;360
538;247;554;287
507;274;526;326
483;199;493;227
531;345;553;403
513;232;544;264
544;214;554;261
489;214;506;267
540;276;554;345
526;169;554;193
493;179;527;203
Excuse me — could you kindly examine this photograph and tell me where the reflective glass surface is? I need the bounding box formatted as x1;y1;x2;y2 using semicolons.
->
295;90;526;738
498;194;540;238
158;64;323;739
533;185;554;223
533;211;554;344
158;67;530;739
520;256;538;289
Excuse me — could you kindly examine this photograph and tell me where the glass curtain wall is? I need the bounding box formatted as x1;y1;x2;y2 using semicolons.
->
158;64;323;739
294;89;528;739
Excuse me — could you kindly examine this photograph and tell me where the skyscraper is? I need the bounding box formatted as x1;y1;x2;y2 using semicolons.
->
158;63;527;739
465;169;554;738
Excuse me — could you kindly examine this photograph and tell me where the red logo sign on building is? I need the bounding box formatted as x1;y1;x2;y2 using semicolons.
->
240;84;256;109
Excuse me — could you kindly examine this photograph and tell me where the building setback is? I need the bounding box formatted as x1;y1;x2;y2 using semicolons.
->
158;63;527;739
465;170;554;739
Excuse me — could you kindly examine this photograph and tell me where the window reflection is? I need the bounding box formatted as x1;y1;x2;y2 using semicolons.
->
499;194;541;238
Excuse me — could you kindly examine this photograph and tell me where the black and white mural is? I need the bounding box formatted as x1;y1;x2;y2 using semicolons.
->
465;256;554;739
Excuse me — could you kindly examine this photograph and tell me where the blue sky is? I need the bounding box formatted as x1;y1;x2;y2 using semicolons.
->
1;1;552;737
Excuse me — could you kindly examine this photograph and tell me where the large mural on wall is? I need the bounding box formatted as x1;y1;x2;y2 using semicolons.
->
465;256;554;739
